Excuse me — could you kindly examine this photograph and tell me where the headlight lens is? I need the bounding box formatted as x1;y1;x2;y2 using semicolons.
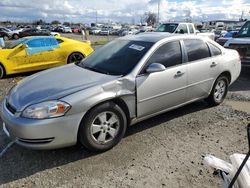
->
22;101;71;119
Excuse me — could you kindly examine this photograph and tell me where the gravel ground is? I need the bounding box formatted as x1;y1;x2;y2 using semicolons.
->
0;35;250;187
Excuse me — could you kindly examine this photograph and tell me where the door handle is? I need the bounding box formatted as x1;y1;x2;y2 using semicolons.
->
210;62;217;67
175;71;185;77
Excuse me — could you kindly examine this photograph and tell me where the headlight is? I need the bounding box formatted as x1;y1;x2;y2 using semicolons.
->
22;100;71;119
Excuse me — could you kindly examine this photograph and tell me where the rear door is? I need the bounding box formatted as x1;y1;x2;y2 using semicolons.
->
183;39;221;101
136;40;188;117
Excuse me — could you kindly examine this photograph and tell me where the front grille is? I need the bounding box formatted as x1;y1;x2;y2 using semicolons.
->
6;101;17;114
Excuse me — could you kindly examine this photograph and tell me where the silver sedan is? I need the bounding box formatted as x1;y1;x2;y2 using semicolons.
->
0;33;241;152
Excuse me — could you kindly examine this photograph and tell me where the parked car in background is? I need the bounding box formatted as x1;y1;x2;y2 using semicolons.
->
71;27;79;33
0;36;93;79
121;28;138;36
19;28;51;38
216;31;238;46
0;33;241;152
54;26;72;33
100;28;111;35
0;27;22;39
0;31;10;40
89;27;101;35
110;29;120;35
214;30;227;40
156;23;215;40
40;29;60;37
224;20;250;67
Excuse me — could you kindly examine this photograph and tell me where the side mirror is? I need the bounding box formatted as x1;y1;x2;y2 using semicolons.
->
0;38;5;48
146;63;166;74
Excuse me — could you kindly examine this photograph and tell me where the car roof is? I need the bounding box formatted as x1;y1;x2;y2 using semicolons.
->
120;32;206;43
120;32;172;42
23;36;56;40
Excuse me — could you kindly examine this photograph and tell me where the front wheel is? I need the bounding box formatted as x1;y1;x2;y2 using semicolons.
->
205;76;229;106
3;35;8;41
78;102;127;152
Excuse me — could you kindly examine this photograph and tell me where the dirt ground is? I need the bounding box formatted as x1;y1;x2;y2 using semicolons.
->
0;34;250;188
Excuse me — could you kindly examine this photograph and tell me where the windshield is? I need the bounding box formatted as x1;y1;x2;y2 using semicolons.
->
3;38;27;49
155;23;178;33
237;21;250;37
78;40;153;76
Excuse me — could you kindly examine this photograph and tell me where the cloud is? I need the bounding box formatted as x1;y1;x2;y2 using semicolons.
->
0;0;249;23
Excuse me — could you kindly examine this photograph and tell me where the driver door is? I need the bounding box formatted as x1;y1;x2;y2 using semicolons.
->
136;41;188;118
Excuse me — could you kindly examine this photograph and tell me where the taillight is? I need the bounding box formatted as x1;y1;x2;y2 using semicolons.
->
237;51;241;63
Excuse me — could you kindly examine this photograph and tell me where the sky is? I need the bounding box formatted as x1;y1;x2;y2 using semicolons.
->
0;0;250;23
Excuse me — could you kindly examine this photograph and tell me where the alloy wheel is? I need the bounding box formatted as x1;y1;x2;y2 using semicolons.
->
68;53;84;64
90;111;120;144
214;80;226;102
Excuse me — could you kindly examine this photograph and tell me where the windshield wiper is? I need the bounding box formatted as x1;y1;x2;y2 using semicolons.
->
82;65;110;75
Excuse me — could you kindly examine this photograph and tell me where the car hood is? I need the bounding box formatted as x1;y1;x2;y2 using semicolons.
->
225;37;250;45
7;64;119;111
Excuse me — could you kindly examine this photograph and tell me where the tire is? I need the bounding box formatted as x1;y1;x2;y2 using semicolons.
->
67;52;85;64
13;34;19;40
3;35;8;41
205;76;229;106
0;64;5;79
78;102;127;152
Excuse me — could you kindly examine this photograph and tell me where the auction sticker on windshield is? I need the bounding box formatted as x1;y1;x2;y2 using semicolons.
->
129;44;145;51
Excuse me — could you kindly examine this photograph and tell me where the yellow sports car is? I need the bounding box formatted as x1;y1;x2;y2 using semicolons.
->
0;36;94;78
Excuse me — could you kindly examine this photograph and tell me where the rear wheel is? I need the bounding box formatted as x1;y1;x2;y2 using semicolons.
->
205;76;229;106
0;64;5;79
67;52;85;64
13;34;19;40
78;102;127;152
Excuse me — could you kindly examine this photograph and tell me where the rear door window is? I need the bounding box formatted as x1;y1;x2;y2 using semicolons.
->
184;39;210;62
176;24;188;34
207;42;222;56
188;24;194;34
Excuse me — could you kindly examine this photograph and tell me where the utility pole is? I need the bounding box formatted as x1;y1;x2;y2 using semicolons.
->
96;10;98;24
157;0;160;25
240;11;244;21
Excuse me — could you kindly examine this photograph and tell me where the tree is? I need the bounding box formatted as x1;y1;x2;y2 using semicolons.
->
51;20;61;25
33;19;46;26
144;12;157;26
63;22;71;26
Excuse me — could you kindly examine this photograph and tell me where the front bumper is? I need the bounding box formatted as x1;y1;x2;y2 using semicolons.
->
0;99;84;150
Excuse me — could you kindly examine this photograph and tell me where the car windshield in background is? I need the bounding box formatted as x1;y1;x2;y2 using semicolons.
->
3;38;27;49
78;40;153;76
155;24;178;33
237;21;250;37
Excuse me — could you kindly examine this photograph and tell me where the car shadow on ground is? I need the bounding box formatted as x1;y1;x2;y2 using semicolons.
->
0;100;210;185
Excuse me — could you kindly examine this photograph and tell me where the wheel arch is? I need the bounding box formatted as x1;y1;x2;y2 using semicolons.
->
208;71;231;95
79;97;132;127
0;62;6;76
219;71;232;84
